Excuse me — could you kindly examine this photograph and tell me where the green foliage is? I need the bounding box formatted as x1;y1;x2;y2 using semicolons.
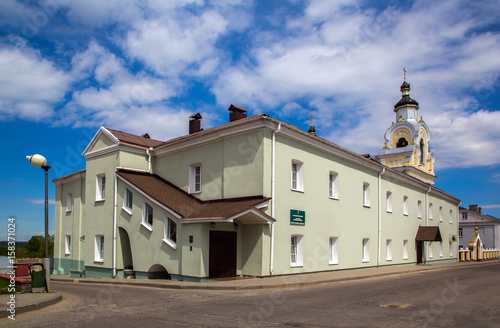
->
14;235;54;259
0;278;21;294
0;246;8;256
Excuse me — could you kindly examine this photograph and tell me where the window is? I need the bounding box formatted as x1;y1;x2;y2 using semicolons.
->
66;193;72;213
163;217;177;249
96;174;106;201
329;237;338;265
291;160;304;192
439;206;443;222
386;191;392;213
420;139;425;164
428;242;433;258
449;241;453;257
403;196;409;216
329;172;339;199
142;203;153;229
386;239;392;261
449;210;453;224
439;242;443;257
462;212;468;220
417;200;422;218
123;189;133;213
429;203;434;220
403;240;409;260
189;164;202;193
363;183;370;207
65;235;71;255
290;235;303;267
362;238;370;262
94;235;104;262
459;228;463;237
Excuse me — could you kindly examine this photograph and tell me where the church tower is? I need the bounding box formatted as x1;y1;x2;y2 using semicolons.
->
375;70;436;185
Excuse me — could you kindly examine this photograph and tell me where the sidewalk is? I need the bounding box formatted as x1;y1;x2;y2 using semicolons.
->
1;260;497;318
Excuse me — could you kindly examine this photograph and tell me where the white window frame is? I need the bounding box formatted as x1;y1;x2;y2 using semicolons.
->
123;188;133;214
403;196;409;216
65;235;71;255
66;193;72;213
428;241;433;258
449;210;453;224
362;238;370;263
386;239;392;261
439;206;443;222
363;183;370;207
449;241;453;257
290;235;303;267
142;202;154;230
96;174;106;201
417;200;422;218
189;164;202;194
403;240;409;260
329;237;339;265
439;242;443;257
462;212;468;220
386;191;392;213
163;217;177;249
429;203;434;220
329;172;339;199
291;160;304;192
94;235;104;262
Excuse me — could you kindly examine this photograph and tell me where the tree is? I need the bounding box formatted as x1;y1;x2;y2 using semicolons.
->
17;235;54;258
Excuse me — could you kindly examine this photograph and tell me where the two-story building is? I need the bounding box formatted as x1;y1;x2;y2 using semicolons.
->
459;205;500;250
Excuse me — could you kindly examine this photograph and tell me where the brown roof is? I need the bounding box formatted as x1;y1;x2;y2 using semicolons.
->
415;226;442;241
116;170;272;221
107;128;164;148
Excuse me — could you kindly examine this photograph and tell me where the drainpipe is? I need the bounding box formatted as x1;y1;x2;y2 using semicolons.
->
377;167;385;267
270;123;281;275
146;147;153;173
424;186;431;264
112;171;118;278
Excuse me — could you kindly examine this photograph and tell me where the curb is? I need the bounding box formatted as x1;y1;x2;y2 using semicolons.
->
0;293;62;319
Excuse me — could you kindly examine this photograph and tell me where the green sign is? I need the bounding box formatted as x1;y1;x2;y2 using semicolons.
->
290;209;305;226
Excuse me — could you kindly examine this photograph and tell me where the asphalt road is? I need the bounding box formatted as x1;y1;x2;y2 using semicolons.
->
2;262;500;327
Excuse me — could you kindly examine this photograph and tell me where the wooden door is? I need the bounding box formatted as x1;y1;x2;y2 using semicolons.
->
209;231;237;278
416;241;423;264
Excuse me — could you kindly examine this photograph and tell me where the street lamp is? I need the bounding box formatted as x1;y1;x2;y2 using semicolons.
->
26;154;51;292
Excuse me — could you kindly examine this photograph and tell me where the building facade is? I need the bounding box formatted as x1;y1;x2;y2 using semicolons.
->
459;205;500;249
53;84;460;281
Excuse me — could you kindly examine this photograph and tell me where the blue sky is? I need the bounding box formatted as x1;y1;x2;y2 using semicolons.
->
0;0;499;241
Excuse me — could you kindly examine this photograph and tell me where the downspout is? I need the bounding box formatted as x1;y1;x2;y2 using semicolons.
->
270;123;281;275
112;170;118;278
377;167;385;267
424;186;431;264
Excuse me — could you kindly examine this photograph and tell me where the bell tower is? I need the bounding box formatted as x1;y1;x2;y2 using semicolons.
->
375;69;436;185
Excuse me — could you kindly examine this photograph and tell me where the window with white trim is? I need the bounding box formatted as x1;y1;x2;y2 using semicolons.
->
65;235;71;255
362;238;370;262
403;196;409;216
403;240;409;260
439;206;443;222
449;241;453;257
329;237;338;265
417;200;422;218
459;228;463;237
386;191;392;213
429;203;434;220
290;235;303;267
439;242;443;257
66;193;72;213
94;235;104;262
363;183;370;207
123;189;133;213
96;174;106;201
291;160;304;192
142;202;153;228
329;172;339;199
449;210;453;224
163;217;177;249
386;239;392;261
428;241;433;258
461;212;468;220
189;164;202;194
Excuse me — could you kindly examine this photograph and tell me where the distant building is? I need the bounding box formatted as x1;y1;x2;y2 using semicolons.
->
53;80;460;281
459;205;500;249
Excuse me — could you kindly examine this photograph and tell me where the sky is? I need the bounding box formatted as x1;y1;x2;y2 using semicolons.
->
0;0;499;241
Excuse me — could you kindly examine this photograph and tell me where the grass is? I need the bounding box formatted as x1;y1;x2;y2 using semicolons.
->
0;277;22;295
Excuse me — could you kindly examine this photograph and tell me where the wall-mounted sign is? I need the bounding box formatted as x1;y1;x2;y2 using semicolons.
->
290;209;305;226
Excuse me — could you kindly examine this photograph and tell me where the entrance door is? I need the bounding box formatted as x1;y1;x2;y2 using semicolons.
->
209;231;237;278
416;241;423;264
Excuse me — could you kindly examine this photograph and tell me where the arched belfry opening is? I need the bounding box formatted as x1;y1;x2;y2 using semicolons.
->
420;138;425;164
396;137;408;148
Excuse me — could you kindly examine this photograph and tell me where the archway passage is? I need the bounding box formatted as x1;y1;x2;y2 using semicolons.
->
118;228;133;270
148;264;171;279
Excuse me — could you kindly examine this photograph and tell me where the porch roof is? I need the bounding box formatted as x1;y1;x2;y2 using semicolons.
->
117;169;274;224
415;226;442;242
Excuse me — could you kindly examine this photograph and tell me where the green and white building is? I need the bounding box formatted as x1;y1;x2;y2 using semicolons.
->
53;85;460;280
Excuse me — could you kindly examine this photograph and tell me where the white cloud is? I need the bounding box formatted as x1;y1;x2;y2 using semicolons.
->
0;45;71;121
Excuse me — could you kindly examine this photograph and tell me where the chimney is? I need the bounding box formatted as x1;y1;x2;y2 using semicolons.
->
189;113;203;134
228;104;247;122
478;207;482;214
469;205;478;213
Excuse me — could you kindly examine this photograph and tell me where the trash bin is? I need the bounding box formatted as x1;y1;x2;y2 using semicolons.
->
29;263;48;292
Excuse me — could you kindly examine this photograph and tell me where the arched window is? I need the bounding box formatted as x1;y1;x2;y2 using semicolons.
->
420;139;425;164
396;138;408;148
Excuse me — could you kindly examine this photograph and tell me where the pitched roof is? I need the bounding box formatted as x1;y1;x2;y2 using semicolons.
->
116;169;273;222
107;128;164;148
415;226;442;241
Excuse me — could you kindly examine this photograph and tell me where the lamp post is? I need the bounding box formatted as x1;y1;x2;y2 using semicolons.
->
26;154;51;292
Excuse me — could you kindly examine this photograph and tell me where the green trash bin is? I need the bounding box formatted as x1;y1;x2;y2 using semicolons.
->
29;263;48;292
